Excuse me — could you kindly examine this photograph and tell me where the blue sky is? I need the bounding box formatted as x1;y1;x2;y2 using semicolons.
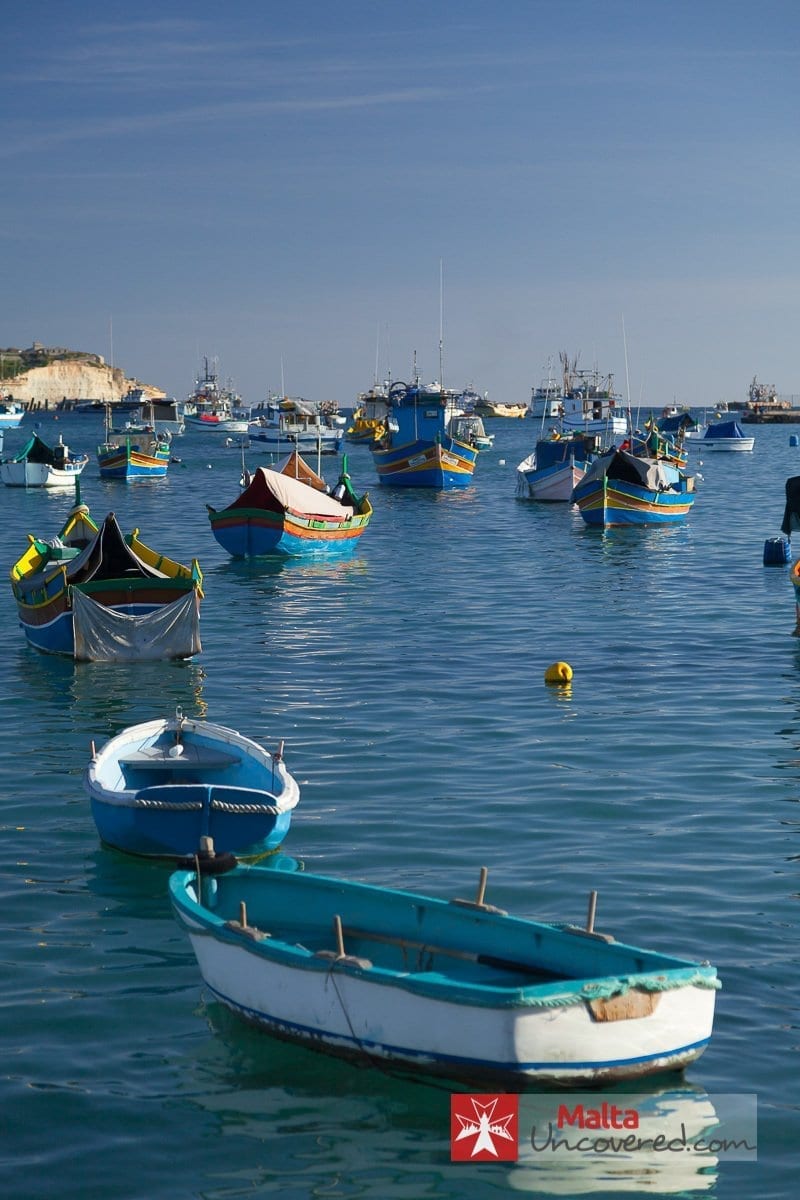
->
3;0;800;408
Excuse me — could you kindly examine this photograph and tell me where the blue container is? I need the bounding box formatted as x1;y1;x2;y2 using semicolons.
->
790;435;799;447
764;537;792;565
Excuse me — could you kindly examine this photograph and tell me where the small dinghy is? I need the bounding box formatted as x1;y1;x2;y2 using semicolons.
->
170;860;719;1086
698;420;754;452
85;711;299;859
1;432;89;488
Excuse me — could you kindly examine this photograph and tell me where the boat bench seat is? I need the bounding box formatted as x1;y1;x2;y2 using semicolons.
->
119;745;239;770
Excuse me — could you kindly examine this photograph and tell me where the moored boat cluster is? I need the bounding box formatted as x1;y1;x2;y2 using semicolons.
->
6;348;758;1090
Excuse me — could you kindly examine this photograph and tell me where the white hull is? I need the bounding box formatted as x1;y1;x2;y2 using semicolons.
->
185;416;249;434
0;407;25;429
517;458;585;502
248;428;343;454
699;437;754;452
0;459;87;488
529;397;562;418
182;925;715;1084
561;413;628;437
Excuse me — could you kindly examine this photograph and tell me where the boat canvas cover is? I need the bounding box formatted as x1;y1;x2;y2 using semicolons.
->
65;514;169;585
535;439;577;470
227;467;353;517
581;449;676;491
8;433;61;465
704;421;745;439
273;450;327;491
17;513;167;599
659;413;696;434
72;588;201;661
781;476;800;536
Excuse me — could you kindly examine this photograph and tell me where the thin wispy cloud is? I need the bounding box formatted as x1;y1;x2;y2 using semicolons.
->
3;85;480;156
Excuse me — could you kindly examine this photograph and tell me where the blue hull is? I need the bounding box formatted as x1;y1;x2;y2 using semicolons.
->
371;439;477;489
212;524;360;558
19;601;166;656
91;794;293;859
98;463;169;479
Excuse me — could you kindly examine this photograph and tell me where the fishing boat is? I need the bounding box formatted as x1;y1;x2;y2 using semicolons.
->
85;712;299;859
516;431;600;501
184;358;249;433
0;400;25;429
97;405;171;480
1;432;89;488
552;352;629;438
571;446;696;526
248;397;343;455
449;413;495;451
628;419;689;469
371;379;478;488
207;449;372;558
123;389;185;437
471;397;528;419
170;860;719;1087
10;493;203;658
697;420;755;452
345;384;390;445
529;366;563;419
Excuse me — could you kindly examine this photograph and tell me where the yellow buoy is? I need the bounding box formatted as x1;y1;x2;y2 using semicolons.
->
544;661;573;685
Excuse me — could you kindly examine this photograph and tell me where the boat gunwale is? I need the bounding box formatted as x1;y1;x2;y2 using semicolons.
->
169;867;719;1011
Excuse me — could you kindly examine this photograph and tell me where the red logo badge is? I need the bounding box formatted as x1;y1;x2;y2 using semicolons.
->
450;1093;519;1161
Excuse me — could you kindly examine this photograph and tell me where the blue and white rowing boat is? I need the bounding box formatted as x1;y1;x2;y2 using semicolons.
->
86;713;298;859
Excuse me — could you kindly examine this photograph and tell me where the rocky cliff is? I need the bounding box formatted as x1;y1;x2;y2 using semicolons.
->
3;361;164;408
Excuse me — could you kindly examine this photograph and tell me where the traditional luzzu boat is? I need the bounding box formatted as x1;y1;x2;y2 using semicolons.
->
0;432;89;488
97;406;171;480
571;445;696;527
516;431;600;501
170;861;719;1087
370;379;478;488
207;450;372;558
9;493;204;659
85;712;299;859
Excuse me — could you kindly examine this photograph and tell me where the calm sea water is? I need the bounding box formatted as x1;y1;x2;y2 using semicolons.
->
1;413;798;1199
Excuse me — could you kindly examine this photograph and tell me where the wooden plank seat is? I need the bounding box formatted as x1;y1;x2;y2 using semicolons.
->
118;744;239;770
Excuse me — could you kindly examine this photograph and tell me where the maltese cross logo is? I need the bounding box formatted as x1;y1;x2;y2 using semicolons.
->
450;1093;519;1161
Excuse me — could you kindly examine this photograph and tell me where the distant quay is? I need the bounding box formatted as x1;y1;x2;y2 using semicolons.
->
740;407;800;424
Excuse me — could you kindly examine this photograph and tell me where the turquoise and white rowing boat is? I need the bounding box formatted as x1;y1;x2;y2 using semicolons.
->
170;860;719;1086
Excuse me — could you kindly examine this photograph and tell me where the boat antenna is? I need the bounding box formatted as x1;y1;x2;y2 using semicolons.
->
374;322;380;387
622;314;633;436
438;258;445;390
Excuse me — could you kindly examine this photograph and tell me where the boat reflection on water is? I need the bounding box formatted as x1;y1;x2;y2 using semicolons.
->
509;1086;755;1195
16;651;209;732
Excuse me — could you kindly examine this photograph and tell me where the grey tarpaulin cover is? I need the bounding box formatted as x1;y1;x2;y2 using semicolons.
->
72;589;201;661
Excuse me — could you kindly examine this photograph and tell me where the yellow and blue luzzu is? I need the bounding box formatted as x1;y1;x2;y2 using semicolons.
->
370;380;478;489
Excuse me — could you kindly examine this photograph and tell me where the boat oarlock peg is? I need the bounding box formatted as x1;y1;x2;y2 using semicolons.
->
586;889;598;933
475;866;489;907
274;740;285;763
451;867;507;914
333;914;345;959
